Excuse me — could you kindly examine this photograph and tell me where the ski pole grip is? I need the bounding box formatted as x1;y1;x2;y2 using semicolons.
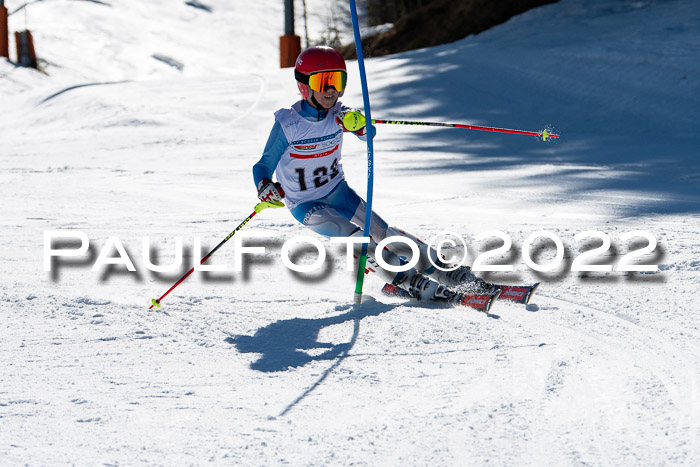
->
255;200;285;213
342;111;366;132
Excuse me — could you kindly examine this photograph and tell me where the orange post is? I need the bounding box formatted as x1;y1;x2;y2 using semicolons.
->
279;34;300;68
0;4;9;59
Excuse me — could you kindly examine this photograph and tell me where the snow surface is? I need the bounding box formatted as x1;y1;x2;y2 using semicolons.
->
1;0;700;464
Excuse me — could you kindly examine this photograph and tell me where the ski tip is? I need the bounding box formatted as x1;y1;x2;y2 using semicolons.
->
525;283;540;305
453;290;501;313
151;298;161;308
485;289;502;312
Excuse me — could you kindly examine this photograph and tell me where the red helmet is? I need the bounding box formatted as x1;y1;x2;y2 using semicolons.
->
294;46;347;100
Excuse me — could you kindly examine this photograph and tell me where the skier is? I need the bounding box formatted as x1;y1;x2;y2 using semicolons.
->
253;46;497;303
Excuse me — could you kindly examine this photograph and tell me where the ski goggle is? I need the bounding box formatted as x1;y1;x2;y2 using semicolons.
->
305;71;347;93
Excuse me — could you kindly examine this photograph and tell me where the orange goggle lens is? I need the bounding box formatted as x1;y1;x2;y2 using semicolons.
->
307;71;347;93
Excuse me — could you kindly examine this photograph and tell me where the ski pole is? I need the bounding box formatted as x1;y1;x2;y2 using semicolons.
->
373;118;558;141
148;200;284;309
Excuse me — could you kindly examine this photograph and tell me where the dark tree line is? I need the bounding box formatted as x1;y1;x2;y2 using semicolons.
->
340;0;559;58
364;0;429;26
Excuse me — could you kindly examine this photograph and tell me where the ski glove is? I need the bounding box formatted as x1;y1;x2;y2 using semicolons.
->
257;178;285;203
338;110;375;137
339;110;366;132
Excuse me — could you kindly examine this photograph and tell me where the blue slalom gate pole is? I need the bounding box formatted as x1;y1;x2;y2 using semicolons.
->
348;0;374;305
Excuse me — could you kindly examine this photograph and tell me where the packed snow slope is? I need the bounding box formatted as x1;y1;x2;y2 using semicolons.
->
1;0;699;465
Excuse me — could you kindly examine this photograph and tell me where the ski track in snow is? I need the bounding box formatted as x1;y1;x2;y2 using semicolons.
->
1;0;700;464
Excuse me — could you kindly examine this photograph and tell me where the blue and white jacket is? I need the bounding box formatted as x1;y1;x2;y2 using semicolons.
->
253;100;366;208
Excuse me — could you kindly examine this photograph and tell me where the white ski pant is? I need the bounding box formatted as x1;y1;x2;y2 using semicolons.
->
289;181;443;284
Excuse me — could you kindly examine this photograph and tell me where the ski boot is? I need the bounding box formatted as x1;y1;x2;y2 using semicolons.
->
430;265;499;295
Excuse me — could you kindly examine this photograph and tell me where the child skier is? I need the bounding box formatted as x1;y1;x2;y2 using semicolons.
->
253;46;496;303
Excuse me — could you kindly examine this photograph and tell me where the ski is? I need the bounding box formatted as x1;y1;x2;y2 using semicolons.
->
361;254;537;309
454;281;540;305
492;283;539;305
380;283;501;313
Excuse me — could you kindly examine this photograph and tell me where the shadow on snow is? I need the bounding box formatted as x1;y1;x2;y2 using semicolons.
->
226;298;399;373
364;33;700;216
